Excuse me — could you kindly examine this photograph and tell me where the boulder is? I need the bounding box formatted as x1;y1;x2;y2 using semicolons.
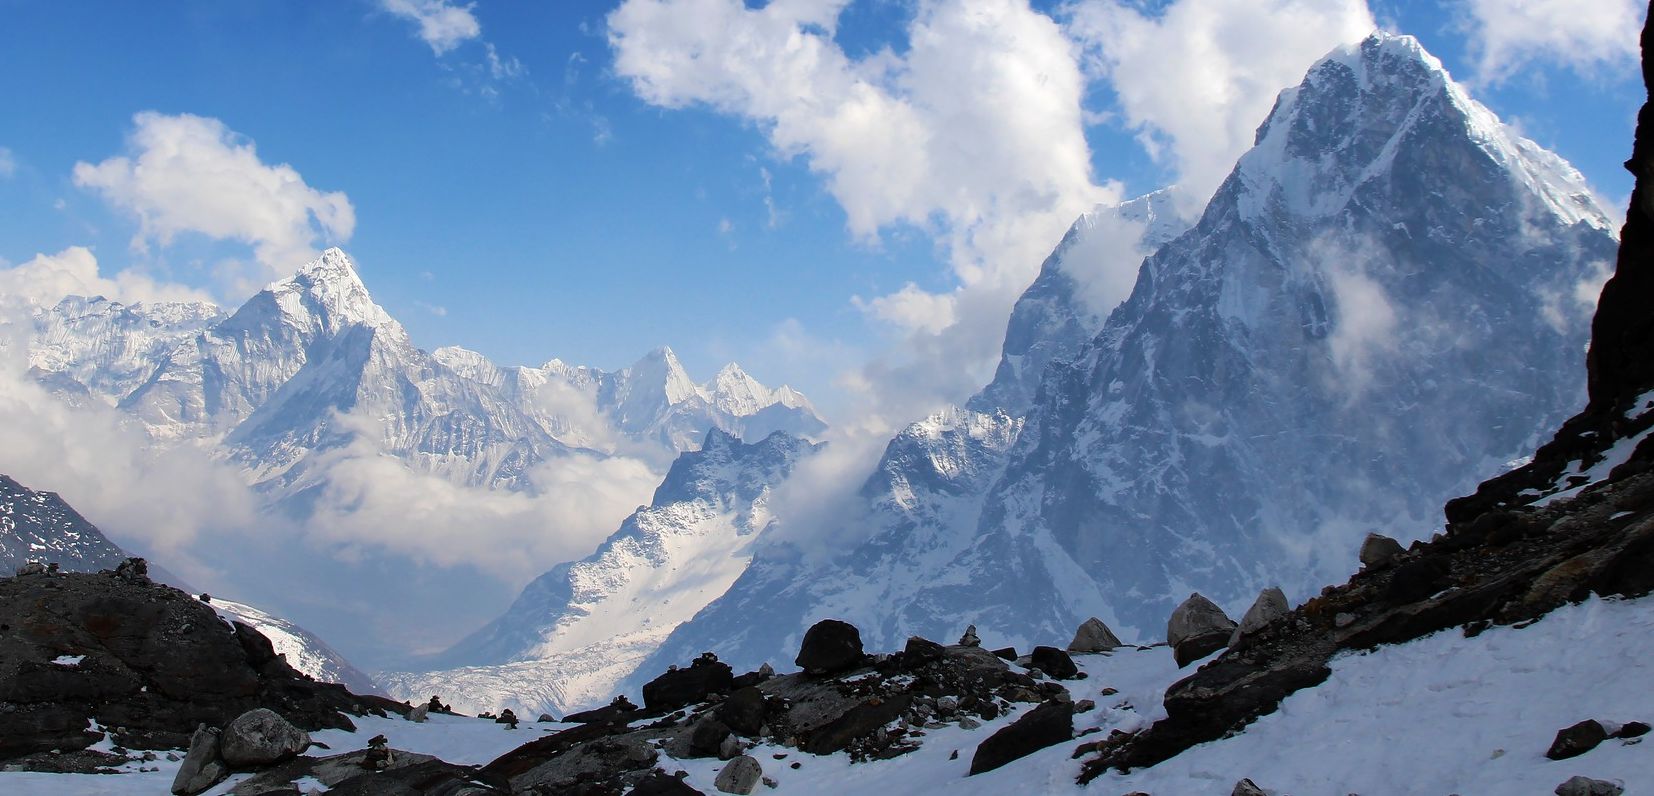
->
794;620;863;675
219;708;309;767
1555;776;1625;796
713;755;762;795
1166;593;1236;668
170;724;227;795
642;657;735;712
1229;588;1289;645
1068;618;1123;653
716;687;767;736
1547;720;1610;760
407;705;428;723
1232;779;1267;796
689;717;732;758
1028;647;1078;680
959;625;981;647
1359;533;1405;569
902;636;946;668
800;695;912;755
991;647;1017;661
968;700;1074;775
1615;721;1651;738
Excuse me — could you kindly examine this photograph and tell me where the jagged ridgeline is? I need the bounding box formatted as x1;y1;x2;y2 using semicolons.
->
635;31;1618;680
20;247;826;501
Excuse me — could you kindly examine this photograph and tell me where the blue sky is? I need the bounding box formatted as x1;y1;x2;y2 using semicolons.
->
0;0;1643;421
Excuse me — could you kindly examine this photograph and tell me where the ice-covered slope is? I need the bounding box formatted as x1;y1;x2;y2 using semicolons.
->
0;474;128;576
651;31;1617;673
210;598;383;696
379;429;820;716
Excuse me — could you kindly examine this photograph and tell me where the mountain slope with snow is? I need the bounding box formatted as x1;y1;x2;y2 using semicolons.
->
648;31;1618;675
0;474;128;577
380;428;821;716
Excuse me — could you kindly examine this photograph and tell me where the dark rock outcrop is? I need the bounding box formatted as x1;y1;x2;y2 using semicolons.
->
643;655;735;713
967;700;1074;775
794;619;864;675
0;566;372;761
1028;646;1078;680
1548;720;1610;760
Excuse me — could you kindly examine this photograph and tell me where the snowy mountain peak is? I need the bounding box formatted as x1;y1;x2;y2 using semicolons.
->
1243;31;1612;232
704;362;772;416
251;247;393;336
627;346;699;406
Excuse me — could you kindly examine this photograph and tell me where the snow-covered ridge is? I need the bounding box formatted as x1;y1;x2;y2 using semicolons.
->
17;248;827;496
211;597;382;696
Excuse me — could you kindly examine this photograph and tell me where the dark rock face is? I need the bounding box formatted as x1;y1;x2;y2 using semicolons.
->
1028;646;1078;680
0;568;369;760
1547;720;1610;760
794;619;864;675
800;695;911;755
967;700;1074;775
642;656;734;712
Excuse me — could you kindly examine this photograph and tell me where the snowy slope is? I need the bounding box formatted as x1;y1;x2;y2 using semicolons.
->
210;597;382;696
654;31;1618;675
0;474;128;576
379;429;821;716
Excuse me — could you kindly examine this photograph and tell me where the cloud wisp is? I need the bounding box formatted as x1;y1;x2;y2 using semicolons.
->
73;112;355;292
378;0;483;55
1458;0;1643;83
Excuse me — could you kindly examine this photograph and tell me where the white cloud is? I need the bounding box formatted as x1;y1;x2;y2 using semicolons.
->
379;0;482;55
298;409;661;582
1064;0;1376;207
610;0;1116;430
0;327;257;556
73;112;355;284
1325;263;1399;394
0;246;215;307
0;146;15;179
1460;0;1643;83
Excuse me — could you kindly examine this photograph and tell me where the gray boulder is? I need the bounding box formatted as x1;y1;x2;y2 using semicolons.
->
1067;617;1123;653
219;708;309;767
170;724;228;796
1230;587;1290;645
1359;532;1405;569
1555;776;1624;796
1166;593;1236;667
408;704;429;723
713;754;762;795
1232;779;1267;796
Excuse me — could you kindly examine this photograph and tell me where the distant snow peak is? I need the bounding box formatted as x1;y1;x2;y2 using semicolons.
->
258;247;393;334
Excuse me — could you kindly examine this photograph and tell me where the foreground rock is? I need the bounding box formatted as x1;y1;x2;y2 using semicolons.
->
1547;720;1610;760
220;708;309;766
1555;776;1625;796
170;725;228;795
477;620;1075;792
227;747;507;794
794;619;864;675
1166;593;1236;667
1068;617;1123;653
0;564;386;762
968;700;1074;775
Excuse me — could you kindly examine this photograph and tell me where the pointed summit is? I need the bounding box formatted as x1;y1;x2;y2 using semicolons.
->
255;248;391;336
704;363;773;417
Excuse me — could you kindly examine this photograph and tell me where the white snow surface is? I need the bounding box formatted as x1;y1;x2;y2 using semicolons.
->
10;595;1652;794
211;597;381;695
